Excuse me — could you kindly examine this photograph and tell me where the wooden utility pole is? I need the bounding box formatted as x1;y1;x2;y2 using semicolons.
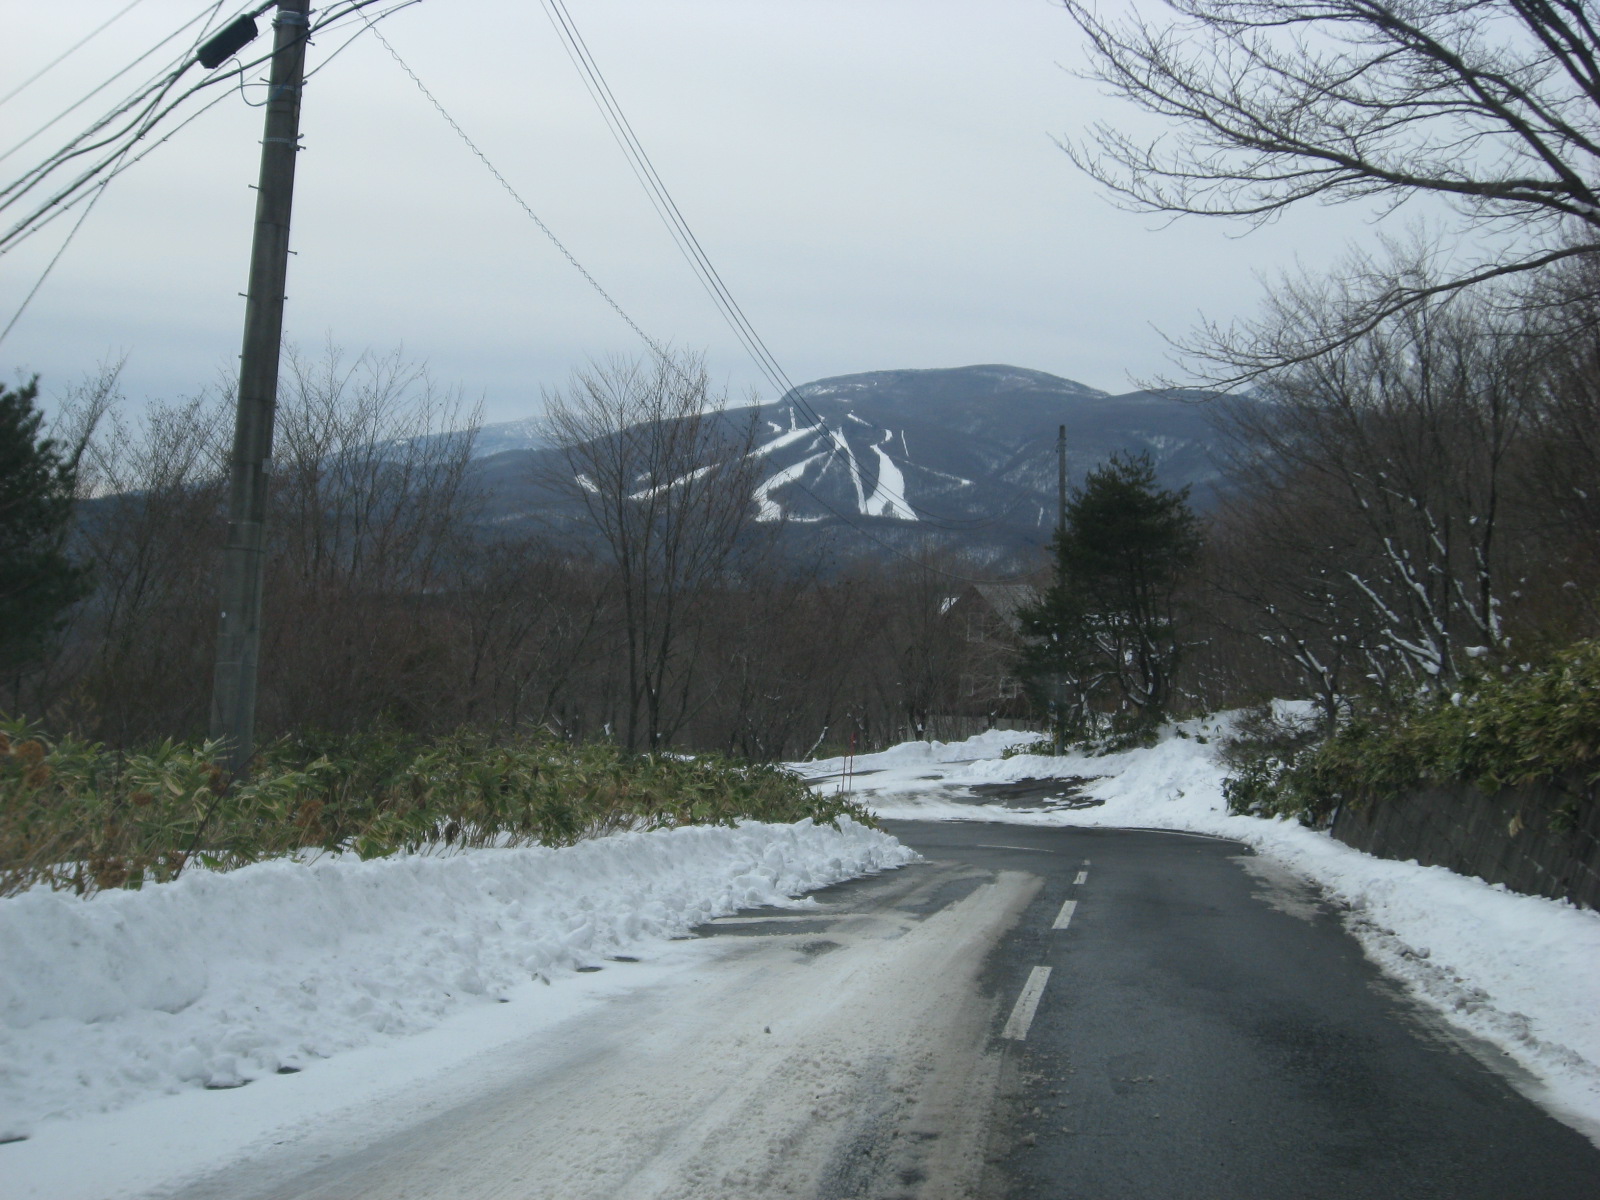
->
209;0;309;777
1053;423;1067;753
1056;423;1067;537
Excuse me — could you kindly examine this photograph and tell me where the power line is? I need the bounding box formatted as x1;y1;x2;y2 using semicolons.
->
0;0;153;110
0;1;405;253
0;2;234;168
0;1;418;249
542;0;1025;532
539;0;790;408
303;0;426;82
0;0;414;344
0;3;245;347
0;10;260;249
542;0;932;518
0;84;243;352
362;16;1019;584
358;14;678;366
0;174;118;350
538;0;1032;535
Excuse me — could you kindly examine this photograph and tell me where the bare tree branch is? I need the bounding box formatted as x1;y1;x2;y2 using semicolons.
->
1059;0;1600;372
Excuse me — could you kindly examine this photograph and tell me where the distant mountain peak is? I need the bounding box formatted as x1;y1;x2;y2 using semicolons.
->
783;364;1109;408
468;364;1224;570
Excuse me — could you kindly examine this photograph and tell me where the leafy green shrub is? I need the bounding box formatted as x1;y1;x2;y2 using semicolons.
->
1224;640;1600;824
1074;717;1162;757
1220;703;1327;821
1002;712;1162;760
0;722;871;898
1001;737;1056;758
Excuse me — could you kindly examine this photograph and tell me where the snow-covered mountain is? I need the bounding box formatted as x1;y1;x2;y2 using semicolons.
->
469;416;548;457
472;364;1228;567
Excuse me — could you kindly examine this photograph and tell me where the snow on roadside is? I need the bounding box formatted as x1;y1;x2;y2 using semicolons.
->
810;723;1600;1135
795;727;1032;782
0;818;913;1140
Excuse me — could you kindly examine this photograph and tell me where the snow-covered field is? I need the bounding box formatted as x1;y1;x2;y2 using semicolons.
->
0;818;912;1152
803;719;1600;1140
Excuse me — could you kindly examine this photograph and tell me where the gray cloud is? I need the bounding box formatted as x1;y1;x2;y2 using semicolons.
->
5;0;1391;422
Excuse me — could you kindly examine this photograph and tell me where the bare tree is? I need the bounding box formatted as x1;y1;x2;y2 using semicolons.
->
881;549;978;741
444;535;615;734
273;343;480;594
1206;472;1383;722
258;343;482;734
1515;256;1600;613
53;384;231;741
1060;0;1600;374
542;352;767;752
1214;276;1535;690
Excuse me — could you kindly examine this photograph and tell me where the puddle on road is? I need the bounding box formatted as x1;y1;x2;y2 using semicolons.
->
968;777;1107;810
1234;854;1323;923
796;939;842;958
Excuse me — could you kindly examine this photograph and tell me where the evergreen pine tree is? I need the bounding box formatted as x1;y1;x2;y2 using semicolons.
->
1019;452;1201;739
0;376;90;673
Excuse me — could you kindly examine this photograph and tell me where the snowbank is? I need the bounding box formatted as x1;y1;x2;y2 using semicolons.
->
825;722;1600;1135
797;727;1036;779
0;818;913;1139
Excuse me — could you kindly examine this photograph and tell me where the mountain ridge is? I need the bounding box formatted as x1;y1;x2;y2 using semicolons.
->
470;364;1229;567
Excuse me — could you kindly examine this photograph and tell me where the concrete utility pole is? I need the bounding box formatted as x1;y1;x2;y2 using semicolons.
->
209;0;310;778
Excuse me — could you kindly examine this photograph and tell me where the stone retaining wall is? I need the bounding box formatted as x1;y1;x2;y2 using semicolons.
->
1330;782;1600;910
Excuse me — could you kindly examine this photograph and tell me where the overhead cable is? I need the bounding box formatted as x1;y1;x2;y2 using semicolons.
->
539;0;792;416
358;13;678;366
0;0;416;346
538;0;1031;534
0;0;154;111
0;2;233;167
0;0;412;257
363;14;1021;583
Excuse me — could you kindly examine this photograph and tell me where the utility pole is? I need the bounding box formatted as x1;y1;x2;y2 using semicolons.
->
1056;423;1067;538
209;0;310;778
1053;422;1067;755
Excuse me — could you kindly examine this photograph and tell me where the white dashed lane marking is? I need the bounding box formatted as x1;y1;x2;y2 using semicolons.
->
1004;861;1085;1044
1073;870;1088;885
1002;965;1052;1040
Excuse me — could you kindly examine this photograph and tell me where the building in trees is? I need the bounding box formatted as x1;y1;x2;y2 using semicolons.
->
945;583;1038;722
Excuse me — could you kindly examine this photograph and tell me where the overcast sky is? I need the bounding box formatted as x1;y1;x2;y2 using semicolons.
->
3;0;1392;425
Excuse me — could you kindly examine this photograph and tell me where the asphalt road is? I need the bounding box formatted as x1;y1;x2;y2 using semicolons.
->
153;817;1600;1200
886;819;1600;1200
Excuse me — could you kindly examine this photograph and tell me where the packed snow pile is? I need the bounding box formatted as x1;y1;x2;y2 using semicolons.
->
802;721;1600;1134
0;817;913;1138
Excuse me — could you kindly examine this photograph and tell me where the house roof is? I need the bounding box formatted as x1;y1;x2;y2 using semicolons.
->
971;582;1038;633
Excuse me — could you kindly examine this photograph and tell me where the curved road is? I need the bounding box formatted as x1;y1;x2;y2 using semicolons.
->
897;820;1599;1200
159;819;1599;1200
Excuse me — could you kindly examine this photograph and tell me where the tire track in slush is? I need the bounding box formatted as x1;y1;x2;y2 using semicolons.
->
161;865;1040;1200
